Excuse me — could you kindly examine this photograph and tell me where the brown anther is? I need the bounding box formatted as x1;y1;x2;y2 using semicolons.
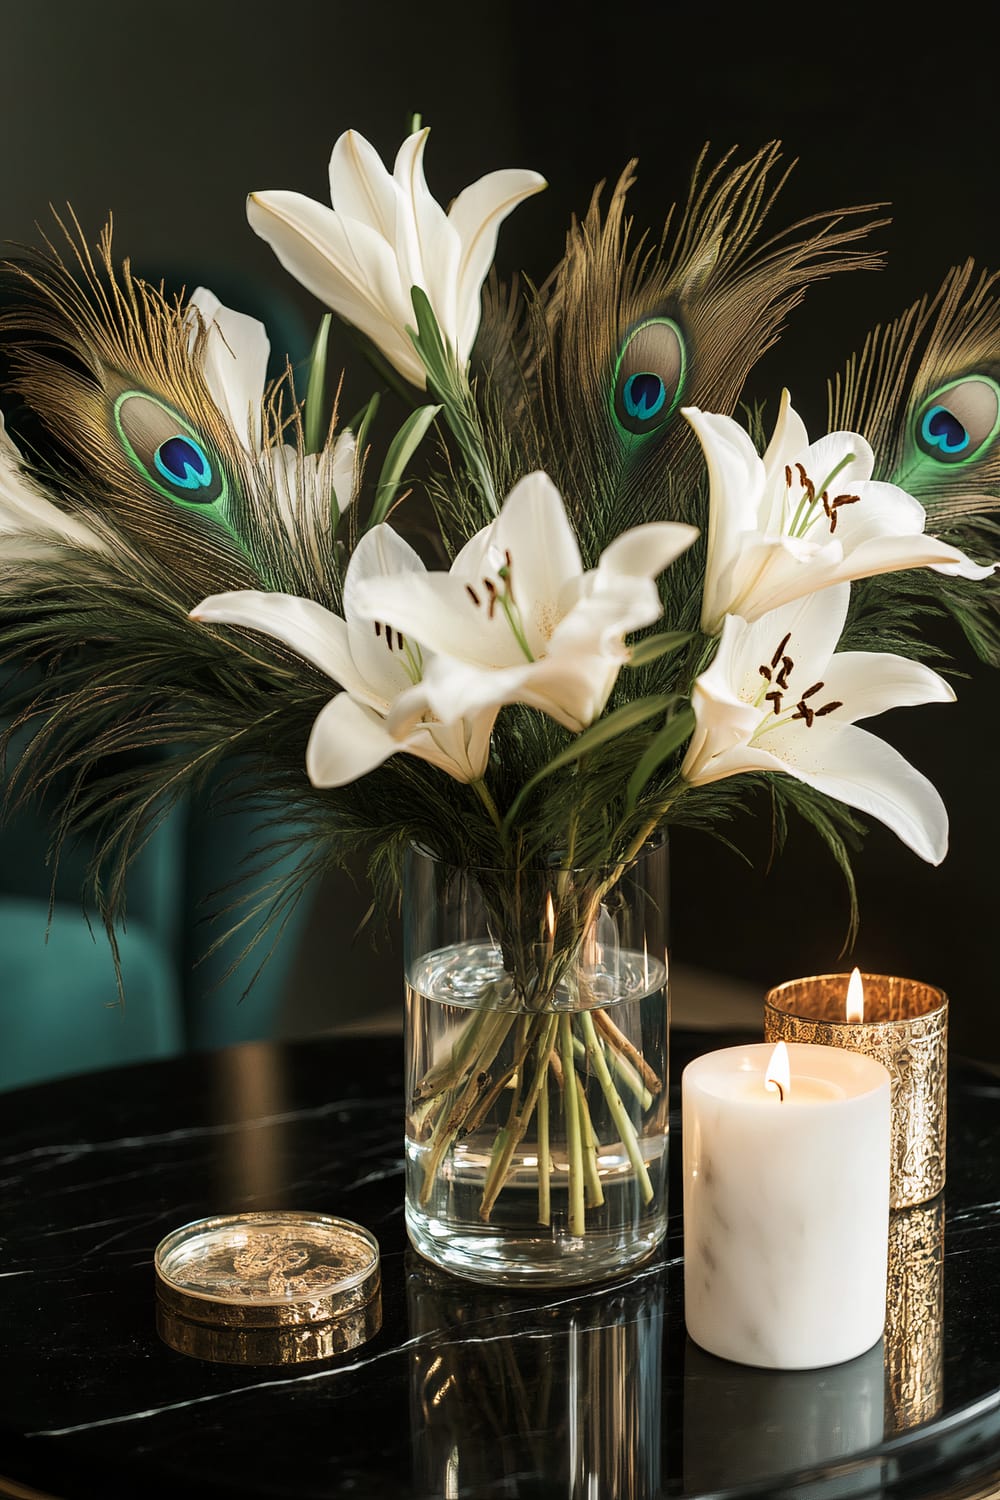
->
792;702;815;727
759;664;772;681
815;700;843;716
765;690;784;713
396;631;404;651
483;578;498;619
775;655;794;689
771;632;791;669
826;493;860;534
795;464;815;502
784;464;793;487
800;681;824;700
465;584;481;607
374;621;382;637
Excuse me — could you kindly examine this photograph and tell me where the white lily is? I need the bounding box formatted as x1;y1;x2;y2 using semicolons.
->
0;412;107;565
190;524;494;787
184;286;358;536
680;583;955;864
688;389;996;636
352;470;699;735
246;127;547;389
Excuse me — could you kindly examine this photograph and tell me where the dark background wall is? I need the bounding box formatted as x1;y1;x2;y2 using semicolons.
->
2;3;997;1056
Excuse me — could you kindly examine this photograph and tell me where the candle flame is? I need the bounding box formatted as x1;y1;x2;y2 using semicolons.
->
846;966;864;1023
545;892;556;941
764;1040;790;1102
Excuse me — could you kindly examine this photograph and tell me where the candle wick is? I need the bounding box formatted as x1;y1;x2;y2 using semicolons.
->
766;1080;785;1102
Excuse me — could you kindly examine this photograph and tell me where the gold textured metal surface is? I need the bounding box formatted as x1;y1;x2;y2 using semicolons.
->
154;1211;381;1362
155;1294;383;1365
884;1196;945;1436
764;973;947;1208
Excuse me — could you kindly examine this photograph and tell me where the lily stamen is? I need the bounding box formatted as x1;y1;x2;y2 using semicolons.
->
788;453;857;538
823;493;861;534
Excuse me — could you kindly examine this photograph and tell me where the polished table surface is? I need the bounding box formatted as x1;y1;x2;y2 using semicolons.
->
1;1026;998;1500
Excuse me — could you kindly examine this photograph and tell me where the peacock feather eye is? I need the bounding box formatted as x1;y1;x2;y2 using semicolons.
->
611;318;686;439
113;391;228;508
913;376;1000;466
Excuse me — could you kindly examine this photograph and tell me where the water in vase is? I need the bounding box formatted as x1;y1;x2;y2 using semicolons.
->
405;939;670;1287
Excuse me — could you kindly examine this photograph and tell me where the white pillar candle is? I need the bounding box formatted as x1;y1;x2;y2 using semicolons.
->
682;1041;891;1370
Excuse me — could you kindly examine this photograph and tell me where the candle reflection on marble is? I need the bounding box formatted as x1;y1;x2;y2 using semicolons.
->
764;971;948;1208
884;1197;945;1435
683;1336;885;1492
405;1252;663;1500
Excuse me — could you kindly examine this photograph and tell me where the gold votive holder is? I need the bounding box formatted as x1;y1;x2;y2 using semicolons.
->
154;1210;382;1365
884;1197;945;1435
763;973;948;1208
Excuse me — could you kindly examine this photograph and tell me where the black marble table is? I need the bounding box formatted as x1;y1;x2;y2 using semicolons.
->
1;1026;998;1500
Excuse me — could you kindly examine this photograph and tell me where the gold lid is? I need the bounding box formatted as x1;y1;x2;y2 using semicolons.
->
154;1211;381;1364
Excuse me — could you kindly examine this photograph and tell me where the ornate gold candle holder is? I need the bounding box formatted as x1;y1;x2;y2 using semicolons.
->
884;1197;945;1435
764;972;947;1209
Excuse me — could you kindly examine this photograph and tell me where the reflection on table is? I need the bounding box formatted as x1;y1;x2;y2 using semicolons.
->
408;1253;664;1500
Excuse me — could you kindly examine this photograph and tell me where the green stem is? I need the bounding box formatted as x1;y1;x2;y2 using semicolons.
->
419;1010;516;1204
559;1013;586;1234
537;1033;552;1226
412;1003;507;1105
479;1013;557;1221
471;777;503;833
580;1010;654;1204
575;1066;605;1209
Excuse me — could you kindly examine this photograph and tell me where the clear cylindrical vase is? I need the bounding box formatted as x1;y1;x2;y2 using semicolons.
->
403;835;670;1287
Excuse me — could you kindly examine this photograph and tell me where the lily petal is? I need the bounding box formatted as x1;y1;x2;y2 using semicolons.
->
681;585;954;865
190;589;373;702
186;286;269;451
248;190;422;383
249;128;545;389
306;692;405;785
760;718;950;866
0;413;106;557
687;392;997;632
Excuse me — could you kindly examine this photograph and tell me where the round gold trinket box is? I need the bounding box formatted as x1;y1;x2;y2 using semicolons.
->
154;1210;382;1365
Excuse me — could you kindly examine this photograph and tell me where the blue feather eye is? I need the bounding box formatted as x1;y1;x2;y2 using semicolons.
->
113;391;228;508
913;376;1000;466
611;318;686;439
154;434;213;491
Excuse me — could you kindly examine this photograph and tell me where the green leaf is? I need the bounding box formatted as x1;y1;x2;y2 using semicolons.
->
407;286;454;394
368;404;442;528
502;696;675;832
625;630;694;668
304;314;332;455
349;391;381;465
625;707;696;811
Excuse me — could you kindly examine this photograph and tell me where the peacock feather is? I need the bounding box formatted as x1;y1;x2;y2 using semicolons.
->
829;257;1000;527
828;258;1000;665
0;212;353;609
474;141;889;557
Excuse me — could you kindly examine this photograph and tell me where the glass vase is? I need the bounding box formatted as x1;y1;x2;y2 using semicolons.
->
403;835;670;1287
